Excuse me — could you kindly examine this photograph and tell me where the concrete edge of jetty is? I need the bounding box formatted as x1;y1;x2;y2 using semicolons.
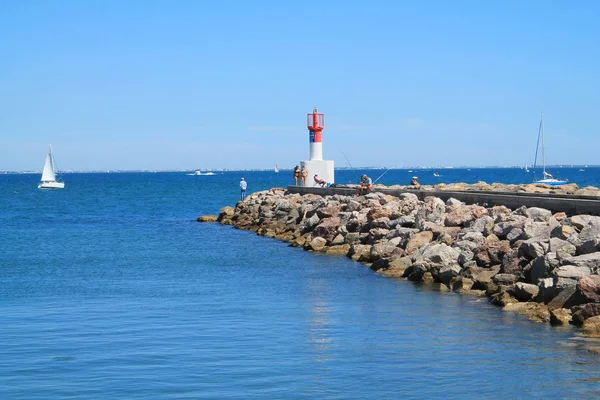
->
288;185;600;216
206;184;600;349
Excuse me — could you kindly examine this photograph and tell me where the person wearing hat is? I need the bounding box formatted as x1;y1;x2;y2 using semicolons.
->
410;176;420;187
356;174;372;195
239;177;247;200
313;173;326;187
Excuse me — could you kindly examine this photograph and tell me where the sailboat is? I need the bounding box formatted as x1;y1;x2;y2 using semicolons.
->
38;145;65;189
532;114;567;186
274;165;279;173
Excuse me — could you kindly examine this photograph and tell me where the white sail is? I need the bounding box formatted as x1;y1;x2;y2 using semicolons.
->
38;145;65;189
41;151;56;182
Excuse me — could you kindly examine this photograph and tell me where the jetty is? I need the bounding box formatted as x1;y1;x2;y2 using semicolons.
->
211;182;600;344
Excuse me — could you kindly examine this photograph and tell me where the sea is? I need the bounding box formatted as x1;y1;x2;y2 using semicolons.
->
1;167;600;400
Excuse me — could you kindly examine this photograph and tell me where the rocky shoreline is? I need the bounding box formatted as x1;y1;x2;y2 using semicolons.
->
209;186;600;347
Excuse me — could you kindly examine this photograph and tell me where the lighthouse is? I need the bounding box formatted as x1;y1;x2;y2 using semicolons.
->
301;107;334;186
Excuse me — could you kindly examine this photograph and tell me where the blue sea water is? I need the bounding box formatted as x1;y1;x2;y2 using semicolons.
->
1;168;600;399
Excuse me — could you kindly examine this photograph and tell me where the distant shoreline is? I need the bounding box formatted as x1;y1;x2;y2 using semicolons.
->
3;165;598;174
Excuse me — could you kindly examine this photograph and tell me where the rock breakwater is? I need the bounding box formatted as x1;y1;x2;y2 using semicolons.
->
216;188;600;339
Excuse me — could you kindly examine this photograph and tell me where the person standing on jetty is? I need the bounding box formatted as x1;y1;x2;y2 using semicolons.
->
239;177;247;200
300;166;308;186
293;166;300;185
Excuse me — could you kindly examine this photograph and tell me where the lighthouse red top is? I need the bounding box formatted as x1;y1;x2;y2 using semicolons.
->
307;107;324;143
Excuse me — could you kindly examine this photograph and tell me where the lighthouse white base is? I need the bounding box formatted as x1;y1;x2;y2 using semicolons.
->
301;159;334;187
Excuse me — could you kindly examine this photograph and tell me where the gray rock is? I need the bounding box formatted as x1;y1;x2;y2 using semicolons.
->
528;256;551;284
576;239;600;255
522;218;560;241
506;228;524;243
439;264;462;285
519;238;549;260
523;207;552;222
561;252;600;272
446;197;464;207
460;231;486;244
555;265;592;280
570;215;600;231
470;215;494;235
421;243;460;265
493;273;518;285
513;282;540;302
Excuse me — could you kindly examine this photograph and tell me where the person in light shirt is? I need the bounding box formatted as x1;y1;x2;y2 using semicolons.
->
239;177;247;200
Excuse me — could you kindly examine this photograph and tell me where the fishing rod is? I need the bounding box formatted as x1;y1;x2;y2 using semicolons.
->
341;151;361;183
372;167;392;184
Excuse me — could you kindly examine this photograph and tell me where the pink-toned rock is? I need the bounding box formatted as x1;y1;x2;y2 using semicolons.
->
445;204;488;227
575;275;600;303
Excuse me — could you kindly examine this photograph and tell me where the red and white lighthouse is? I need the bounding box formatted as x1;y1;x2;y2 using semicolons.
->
301;107;334;186
308;107;324;161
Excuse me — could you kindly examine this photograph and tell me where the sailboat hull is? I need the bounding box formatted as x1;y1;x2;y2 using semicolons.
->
38;181;65;189
533;179;567;186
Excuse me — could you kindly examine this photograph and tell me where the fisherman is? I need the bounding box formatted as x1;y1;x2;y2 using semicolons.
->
410;176;420;187
239;177;247;200
356;174;372;195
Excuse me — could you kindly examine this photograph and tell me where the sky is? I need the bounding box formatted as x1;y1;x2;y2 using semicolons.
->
1;0;599;171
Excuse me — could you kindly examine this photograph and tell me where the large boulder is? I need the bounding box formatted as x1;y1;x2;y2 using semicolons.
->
420;243;460;265
522;218;560;241
218;206;235;222
571;304;600;326
474;235;511;267
581;316;600;337
444;204;488;227
405;231;434;254
503;302;551;323
512;282;540;302
312;217;341;241
325;244;351;256
560;253;600;273
379;256;413;278
306;237;327;252
523;207;552;222
349;244;372;262
575;275;600;303
438;264;462;285
570;215;600;231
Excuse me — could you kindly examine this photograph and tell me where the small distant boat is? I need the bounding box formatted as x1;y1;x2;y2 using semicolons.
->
532;113;567;186
274;165;279;173
524;163;529;172
38;145;65;189
187;170;215;176
579;169;585;172
433;173;440;177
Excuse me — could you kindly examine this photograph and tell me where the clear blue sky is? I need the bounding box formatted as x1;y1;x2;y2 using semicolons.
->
1;0;599;171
